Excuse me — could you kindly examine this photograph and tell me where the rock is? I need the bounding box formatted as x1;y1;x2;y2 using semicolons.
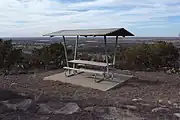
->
1;99;32;111
162;67;168;70
16;99;32;111
174;113;180;118
84;106;142;120
171;68;176;73
122;105;137;110
173;103;179;108
38;102;80;115
101;107;122;120
10;83;18;88
139;103;150;107
38;104;52;114
166;69;172;74
39;116;50;120
146;68;152;71
1;101;16;110
84;106;94;111
132;98;143;102
54;103;81;115
0;103;13;113
168;100;172;105
158;99;163;103
152;107;171;113
0;89;29;101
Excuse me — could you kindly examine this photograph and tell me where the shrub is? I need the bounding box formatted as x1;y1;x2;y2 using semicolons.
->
32;43;72;69
0;39;22;70
120;41;179;71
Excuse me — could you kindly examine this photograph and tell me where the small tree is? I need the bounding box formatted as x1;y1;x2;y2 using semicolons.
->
122;41;179;71
32;43;72;70
0;39;22;70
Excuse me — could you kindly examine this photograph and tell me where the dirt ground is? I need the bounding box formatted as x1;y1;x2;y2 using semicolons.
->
1;69;180;119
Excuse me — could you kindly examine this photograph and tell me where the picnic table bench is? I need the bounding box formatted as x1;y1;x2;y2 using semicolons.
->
63;60;114;82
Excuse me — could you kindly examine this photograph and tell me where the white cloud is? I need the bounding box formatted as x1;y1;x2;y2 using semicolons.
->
0;0;180;37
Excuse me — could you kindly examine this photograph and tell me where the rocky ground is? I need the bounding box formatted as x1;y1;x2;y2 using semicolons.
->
1;69;180;120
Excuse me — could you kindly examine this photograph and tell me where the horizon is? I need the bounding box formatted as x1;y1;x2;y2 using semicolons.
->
0;0;180;37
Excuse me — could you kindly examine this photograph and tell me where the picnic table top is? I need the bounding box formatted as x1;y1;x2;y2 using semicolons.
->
68;60;112;67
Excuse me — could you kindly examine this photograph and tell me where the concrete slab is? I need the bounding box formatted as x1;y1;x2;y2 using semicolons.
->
43;72;132;91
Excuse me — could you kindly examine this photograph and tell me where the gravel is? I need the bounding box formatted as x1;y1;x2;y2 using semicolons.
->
0;69;180;119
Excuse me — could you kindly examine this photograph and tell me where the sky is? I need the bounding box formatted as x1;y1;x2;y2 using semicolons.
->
0;0;180;37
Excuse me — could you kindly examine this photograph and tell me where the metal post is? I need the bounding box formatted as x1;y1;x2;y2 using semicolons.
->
113;36;118;67
62;36;69;67
73;35;79;68
104;36;109;74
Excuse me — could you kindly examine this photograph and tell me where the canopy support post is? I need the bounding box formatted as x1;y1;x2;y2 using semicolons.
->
73;35;79;68
104;36;109;74
62;36;69;67
113;36;118;67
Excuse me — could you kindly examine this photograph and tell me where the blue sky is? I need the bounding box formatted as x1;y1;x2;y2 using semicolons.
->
0;0;180;37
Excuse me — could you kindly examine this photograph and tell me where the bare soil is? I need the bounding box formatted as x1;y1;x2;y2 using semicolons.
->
0;69;180;119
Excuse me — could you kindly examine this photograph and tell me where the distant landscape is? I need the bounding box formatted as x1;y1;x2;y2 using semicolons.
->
2;37;180;55
2;37;180;44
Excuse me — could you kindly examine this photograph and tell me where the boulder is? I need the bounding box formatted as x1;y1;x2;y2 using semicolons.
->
166;69;172;74
174;113;180;118
1;99;32;111
54;103;81;115
158;99;163;103
139;103;150;107
0;89;30;101
152;107;171;113
132;98;143;102
0;103;13;113
122;105;137;110
84;106;94;111
38;104;52;114
84;106;142;120
38;102;81;115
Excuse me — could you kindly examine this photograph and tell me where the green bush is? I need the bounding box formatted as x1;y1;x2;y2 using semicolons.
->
0;39;22;70
120;41;179;71
32;43;72;69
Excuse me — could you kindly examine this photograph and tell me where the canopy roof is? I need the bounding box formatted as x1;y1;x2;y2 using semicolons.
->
43;28;134;37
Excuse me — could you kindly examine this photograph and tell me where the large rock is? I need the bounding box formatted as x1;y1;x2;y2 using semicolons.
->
166;69;172;74
1;99;32;111
84;106;142;120
0;89;30;101
54;103;81;115
122;105;137;111
38;102;81;115
38;104;52;114
174;113;180;118
152;107;171;113
0;103;13;113
132;98;143;102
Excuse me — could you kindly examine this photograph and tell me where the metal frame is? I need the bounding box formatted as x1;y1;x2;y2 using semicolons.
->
63;36;69;67
73;36;79;68
63;35;120;82
104;36;109;74
113;36;118;67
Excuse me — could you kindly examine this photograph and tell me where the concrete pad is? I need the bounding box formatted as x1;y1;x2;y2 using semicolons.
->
43;72;132;91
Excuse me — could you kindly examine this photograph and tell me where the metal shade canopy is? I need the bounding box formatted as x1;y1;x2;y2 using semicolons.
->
43;28;134;37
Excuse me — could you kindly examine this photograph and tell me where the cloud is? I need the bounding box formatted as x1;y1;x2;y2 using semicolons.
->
0;0;180;37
